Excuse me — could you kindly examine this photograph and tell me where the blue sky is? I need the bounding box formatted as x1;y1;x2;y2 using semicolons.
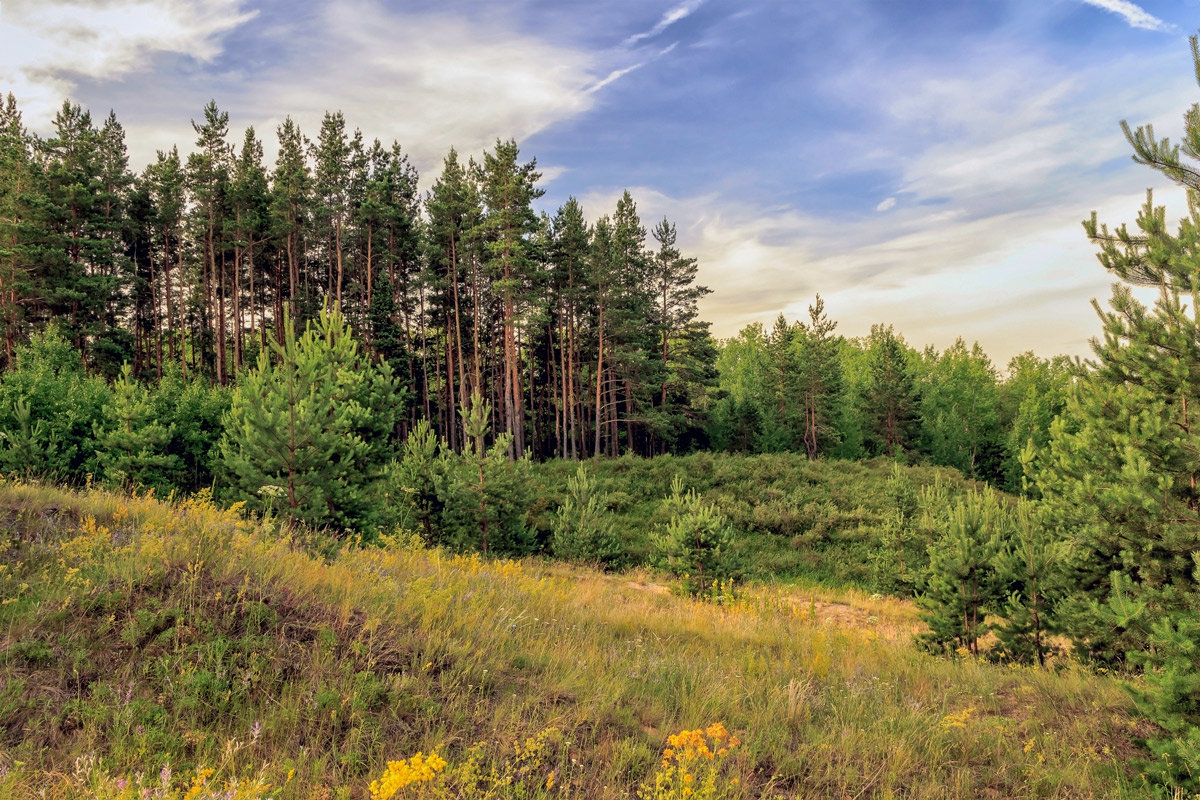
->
1;0;1196;365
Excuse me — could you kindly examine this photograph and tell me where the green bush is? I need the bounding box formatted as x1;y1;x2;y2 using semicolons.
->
552;463;624;569
651;475;733;595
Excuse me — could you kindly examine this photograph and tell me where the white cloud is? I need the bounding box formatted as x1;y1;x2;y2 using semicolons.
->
239;0;600;174
0;0;636;177
0;0;255;122
875;197;897;212
624;0;704;46
587;63;645;95
575;174;1190;365
1079;0;1173;32
538;164;570;185
819;36;1193;233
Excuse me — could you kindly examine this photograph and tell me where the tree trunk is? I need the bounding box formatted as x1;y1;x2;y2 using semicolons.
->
594;305;604;459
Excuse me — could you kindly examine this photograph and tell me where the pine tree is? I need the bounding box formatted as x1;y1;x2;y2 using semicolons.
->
426;147;480;451
589;215;615;457
548;197;591;459
270;117;310;323
1036;31;1200;788
228;127;271;369
761;314;801;452
918;490;1006;656
93;364;180;490
0;93;38;369
861;324;920;456
649;217;714;452
186;101;233;384
552;463;623;568
0;325;111;481
607;191;658;455
90;110;135;376
391;418;449;543
991;496;1066;666
652;475;733;595
219;308;400;534
478;140;543;458
442;391;535;555
312;112;351;306
39;101;118;368
795;296;844;460
151;364;230;493
143;147;186;374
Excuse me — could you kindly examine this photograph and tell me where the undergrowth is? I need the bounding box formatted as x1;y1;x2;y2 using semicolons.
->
529;453;986;590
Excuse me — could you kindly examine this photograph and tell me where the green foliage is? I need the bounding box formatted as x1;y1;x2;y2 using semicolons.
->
860;325;921;457
919;339;1003;482
0;326;111;481
388;419;450;544
915;481;1062;666
706;395;763;454
219;308;401;534
990;500;1066;666
652;475;734;594
1034;34;1200;789
438;393;536;556
869;465;921;594
917;490;1006;656
708;306;850;461
529;453;979;590
152;366;232;493
711;315;1048;488
93;364;181;491
793;296;846;460
1129;610;1200;789
998;353;1072;494
36;102;133;375
552;463;624;569
719;321;789;454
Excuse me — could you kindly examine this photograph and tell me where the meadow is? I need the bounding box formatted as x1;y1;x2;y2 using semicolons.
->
0;477;1151;799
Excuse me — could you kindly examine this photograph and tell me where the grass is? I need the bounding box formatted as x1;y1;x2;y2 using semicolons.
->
0;479;1154;798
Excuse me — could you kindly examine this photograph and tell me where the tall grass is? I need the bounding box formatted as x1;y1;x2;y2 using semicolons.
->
0;480;1148;798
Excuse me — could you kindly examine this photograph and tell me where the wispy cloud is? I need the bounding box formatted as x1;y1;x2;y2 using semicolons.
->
0;0;255;122
1078;0;1173;32
624;0;704;46
237;0;599;174
586;183;1168;363
586;64;644;94
875;197;897;212
584;39;680;97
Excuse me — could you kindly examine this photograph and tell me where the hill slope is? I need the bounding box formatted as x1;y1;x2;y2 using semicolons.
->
0;482;1149;798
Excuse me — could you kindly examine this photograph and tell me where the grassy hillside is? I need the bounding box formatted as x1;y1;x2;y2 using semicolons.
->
0;481;1152;798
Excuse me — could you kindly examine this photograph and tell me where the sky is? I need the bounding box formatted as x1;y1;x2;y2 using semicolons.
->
1;0;1197;367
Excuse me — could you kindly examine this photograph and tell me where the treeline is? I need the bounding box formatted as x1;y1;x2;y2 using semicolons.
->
710;299;1072;492
0;90;1075;489
0;94;715;459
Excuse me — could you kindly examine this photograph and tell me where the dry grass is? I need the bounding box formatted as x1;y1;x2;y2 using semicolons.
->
0;480;1150;799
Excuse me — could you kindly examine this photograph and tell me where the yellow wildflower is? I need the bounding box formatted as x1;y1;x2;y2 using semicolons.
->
369;751;447;800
